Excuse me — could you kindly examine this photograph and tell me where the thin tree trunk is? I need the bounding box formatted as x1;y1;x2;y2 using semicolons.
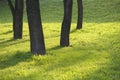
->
7;0;15;16
7;0;24;39
13;0;24;39
60;0;73;47
76;0;83;29
26;0;46;55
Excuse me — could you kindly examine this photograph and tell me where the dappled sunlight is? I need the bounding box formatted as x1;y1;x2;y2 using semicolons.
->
0;0;120;79
0;21;120;79
11;49;111;80
0;51;32;69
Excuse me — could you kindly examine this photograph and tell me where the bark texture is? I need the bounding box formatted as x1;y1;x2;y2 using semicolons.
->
76;0;83;29
60;0;73;47
7;0;24;39
26;0;46;55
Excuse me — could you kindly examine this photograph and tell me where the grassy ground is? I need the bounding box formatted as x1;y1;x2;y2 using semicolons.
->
0;0;120;80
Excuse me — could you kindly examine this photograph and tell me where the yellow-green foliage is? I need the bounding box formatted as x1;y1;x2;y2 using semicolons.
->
0;0;120;80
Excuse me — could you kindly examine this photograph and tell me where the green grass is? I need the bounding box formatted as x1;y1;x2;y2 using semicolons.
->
0;0;120;80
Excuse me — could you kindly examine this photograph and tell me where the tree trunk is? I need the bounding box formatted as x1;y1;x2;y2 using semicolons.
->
60;0;73;47
7;0;15;16
26;0;46;55
76;0;83;29
7;0;24;39
13;0;24;39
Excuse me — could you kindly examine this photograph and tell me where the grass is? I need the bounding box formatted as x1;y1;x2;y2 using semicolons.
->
0;0;120;80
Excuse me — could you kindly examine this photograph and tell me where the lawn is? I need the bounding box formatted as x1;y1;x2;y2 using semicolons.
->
0;0;120;80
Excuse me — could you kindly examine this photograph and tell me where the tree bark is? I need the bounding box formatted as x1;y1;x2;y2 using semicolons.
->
76;0;83;29
7;0;15;16
7;0;24;39
26;0;46;55
60;0;73;47
13;0;24;39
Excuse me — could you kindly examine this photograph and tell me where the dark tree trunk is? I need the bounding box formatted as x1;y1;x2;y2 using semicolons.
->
13;0;24;39
7;0;24;39
60;0;73;47
76;0;83;29
26;0;46;55
7;0;15;16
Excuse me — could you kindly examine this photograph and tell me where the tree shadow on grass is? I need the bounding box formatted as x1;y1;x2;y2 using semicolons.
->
0;51;33;69
0;38;14;44
45;31;120;74
70;29;77;33
2;31;119;80
48;45;63;51
0;30;13;35
45;51;94;72
0;38;29;48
